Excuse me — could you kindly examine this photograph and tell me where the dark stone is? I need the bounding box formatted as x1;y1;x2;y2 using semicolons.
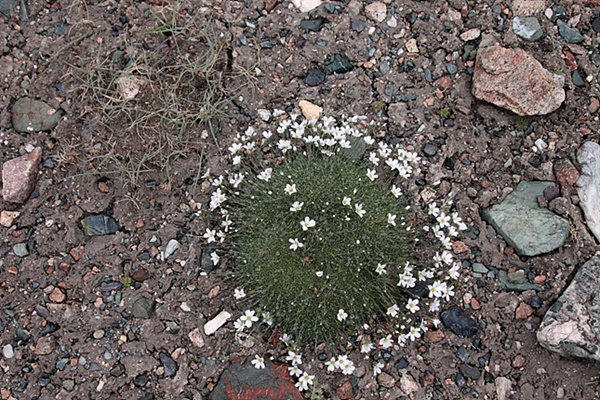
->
455;372;466;387
441;306;479;337
572;70;585;87
351;20;366;32
528;295;543;309
111;364;125;377
39;322;60;337
300;17;327;32
100;280;122;292
201;243;220;273
459;364;481;380
132;297;155;319
422;143;438;157
81;215;120;236
543;185;560;201
394;358;409;370
304;68;326;86
456;346;470;362
211;361;303;400
593;17;600;34
159;352;178;378
324;54;354;75
134;374;150;387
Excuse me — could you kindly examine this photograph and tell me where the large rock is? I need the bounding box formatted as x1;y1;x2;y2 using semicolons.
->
2;147;42;204
11;98;61;132
482;181;570;256
537;256;600;360
211;361;303;400
576;141;600;242
472;45;565;116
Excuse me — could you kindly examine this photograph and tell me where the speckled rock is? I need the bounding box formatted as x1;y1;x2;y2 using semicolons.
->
11;98;61;132
576;141;600;242
472;44;565;116
537;256;600;360
2;147;42;204
211;361;303;400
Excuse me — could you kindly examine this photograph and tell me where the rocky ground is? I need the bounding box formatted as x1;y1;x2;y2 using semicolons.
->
1;0;600;399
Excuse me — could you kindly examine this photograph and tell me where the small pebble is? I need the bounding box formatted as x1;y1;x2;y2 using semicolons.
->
2;344;14;358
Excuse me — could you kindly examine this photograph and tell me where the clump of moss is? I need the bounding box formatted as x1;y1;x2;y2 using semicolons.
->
232;152;414;341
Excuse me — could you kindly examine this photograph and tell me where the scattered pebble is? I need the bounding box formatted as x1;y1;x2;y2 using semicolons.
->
441;306;479;337
204;311;231;335
2;344;14;359
164;239;181;259
132;297;155;319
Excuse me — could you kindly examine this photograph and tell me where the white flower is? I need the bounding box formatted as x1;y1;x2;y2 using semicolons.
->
278;139;292;153
288;365;303;377
234;288;246;299
449;262;460;279
373;362;384;376
203;228;216;243
209;188;227;210
428;280;446;298
295;372;314;392
316;271;323;277
432;318;441;328
289;238;304;251
262;130;273;139
240;310;258;328
257;168;273;181
436;212;451;228
407;326;421;341
337;309;348;322
387;213;397;226
368;152;380;166
448;226;459;237
429;299;441;312
342;196;351;206
234;318;245;331
262;311;273;326
228;142;242;154
284;183;297;195
391;185;402;198
300;217;316;231
232;155;242;165
340;359;355;375
290;201;304;212
380;334;393;349
210;252;220;266
286;351;302;366
361;342;374;353
325;357;337;371
281;334;293;346
428;202;440;217
387;304;400;317
406;298;420;313
364;136;374;145
251;355;265;369
366;169;378;181
375;263;387;275
354;203;366;218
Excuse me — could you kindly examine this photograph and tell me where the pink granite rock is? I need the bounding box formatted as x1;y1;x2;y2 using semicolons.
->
472;44;565;116
2;147;42;204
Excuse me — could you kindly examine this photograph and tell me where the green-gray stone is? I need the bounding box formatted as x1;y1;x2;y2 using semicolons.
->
498;270;542;292
557;20;584;44
472;263;489;274
512;17;544;41
11;98;62;133
482;181;570;256
132;297;155;319
340;136;367;160
324;54;354;75
13;243;29;257
572;70;585;87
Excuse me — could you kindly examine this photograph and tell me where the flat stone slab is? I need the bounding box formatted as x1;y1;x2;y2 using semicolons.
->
576;141;600;242
11;98;61;133
482;181;570;256
211;361;303;400
537;256;600;360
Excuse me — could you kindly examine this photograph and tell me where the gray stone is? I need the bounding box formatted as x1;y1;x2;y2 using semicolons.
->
498;270;542;292
557;20;584;44
441;306;479;337
13;243;28;257
11;98;61;133
496;376;512;400
512;17;543;41
537;256;600;360
132;297;155;319
159;352;178;378
0;0;18;17
482;181;570;256
2;344;14;359
577;141;600;242
163;239;180;259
